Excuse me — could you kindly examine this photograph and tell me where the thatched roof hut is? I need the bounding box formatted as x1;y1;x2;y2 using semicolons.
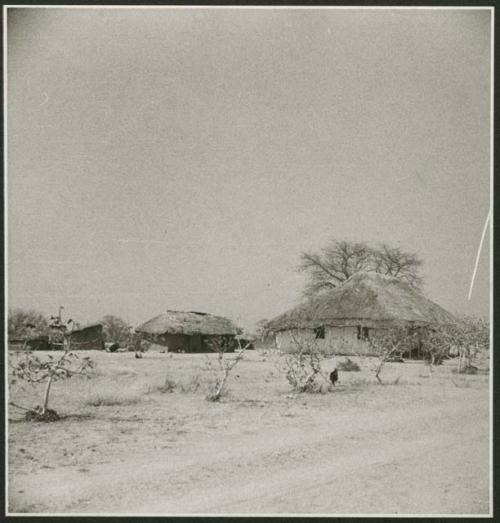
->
135;310;242;353
265;272;456;356
136;310;241;336
68;323;105;351
266;272;456;332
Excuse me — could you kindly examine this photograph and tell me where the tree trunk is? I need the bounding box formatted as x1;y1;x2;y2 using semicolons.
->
457;350;463;373
42;373;54;414
375;360;385;384
428;353;434;376
213;368;230;400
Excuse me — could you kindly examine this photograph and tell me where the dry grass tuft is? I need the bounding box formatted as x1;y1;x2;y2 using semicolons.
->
338;358;361;372
84;391;142;407
146;374;202;395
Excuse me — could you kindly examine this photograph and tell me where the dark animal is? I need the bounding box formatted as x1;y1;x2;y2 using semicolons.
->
329;369;338;385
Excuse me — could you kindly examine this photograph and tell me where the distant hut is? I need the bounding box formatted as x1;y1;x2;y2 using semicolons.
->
8;336;50;351
135;310;242;353
265;272;457;357
68;324;105;351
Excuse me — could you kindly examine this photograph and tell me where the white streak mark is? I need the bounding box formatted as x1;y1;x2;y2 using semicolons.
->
38;260;80;265
118;239;169;245
40;92;49;106
468;210;491;301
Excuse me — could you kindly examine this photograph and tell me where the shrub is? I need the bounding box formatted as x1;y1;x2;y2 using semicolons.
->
452;365;478;375
368;324;414;384
158;377;177;393
205;337;249;402
84;391;142;407
337;357;361;372
9;346;94;421
147;374;202;395
25;407;60;422
178;374;201;393
275;329;331;393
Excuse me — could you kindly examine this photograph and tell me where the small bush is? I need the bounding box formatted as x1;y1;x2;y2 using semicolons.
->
25;407;60;422
206;392;221;402
337;358;361;372
452;365;478;375
84;391;142;407
148;374;202;395
158;377;177;393
178;374;201;393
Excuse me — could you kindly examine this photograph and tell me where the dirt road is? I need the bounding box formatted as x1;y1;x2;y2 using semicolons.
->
9;385;489;515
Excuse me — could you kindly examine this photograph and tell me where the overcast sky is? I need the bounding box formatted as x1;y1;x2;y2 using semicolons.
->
7;7;492;331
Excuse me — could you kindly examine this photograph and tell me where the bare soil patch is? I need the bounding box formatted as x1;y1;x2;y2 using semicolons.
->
8;350;490;515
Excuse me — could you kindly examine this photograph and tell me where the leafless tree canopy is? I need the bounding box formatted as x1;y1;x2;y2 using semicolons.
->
299;240;423;296
101;315;131;345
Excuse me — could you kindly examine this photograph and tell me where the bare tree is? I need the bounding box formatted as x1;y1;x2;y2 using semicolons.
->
418;327;450;375
275;328;331;393
255;319;269;338
373;244;423;289
426;316;489;374
205;336;249;401
368;325;413;384
298;240;423;297
9;331;94;421
101;315;131;345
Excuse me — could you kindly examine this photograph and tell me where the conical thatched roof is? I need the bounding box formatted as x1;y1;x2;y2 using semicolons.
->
136;310;241;336
266;272;457;332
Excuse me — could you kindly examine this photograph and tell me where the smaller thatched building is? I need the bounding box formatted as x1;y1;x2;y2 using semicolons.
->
135;310;242;352
8;336;50;351
265;272;456;357
68;324;105;351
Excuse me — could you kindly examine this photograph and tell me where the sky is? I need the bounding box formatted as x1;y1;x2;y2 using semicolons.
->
7;7;492;332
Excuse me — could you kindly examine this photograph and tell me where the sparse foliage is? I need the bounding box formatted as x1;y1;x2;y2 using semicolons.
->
299;240;423;297
8;308;49;340
419;327;449;372
276;329;330;393
425;316;489;373
372;244;423;288
454;315;489;371
338;357;361;372
131;332;150;357
205;336;248;401
9;342;94;421
255;319;270;341
151;374;201;394
368;325;414;384
101;315;131;346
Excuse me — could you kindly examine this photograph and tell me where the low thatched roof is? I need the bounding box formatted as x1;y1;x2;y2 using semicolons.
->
136;310;241;336
69;323;103;336
266;272;457;332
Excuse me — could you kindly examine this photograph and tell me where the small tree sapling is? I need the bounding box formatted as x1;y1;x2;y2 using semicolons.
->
205;336;249;401
275;328;331;393
9;338;94;421
368;325;412;384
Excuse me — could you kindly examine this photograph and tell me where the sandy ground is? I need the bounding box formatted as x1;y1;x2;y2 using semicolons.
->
7;350;491;515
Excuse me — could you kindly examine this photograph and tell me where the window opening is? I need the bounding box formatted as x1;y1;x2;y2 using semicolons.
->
314;326;325;339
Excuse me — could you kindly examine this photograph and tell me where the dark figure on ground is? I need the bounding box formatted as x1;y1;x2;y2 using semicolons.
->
329;369;339;385
133;334;144;359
